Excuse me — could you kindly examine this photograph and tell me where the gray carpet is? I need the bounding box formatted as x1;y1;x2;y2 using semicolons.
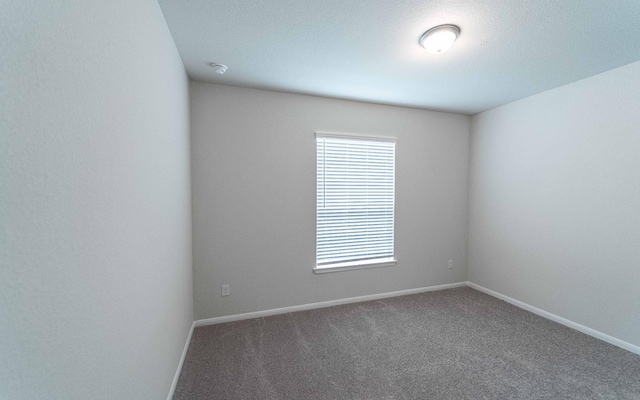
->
173;287;640;399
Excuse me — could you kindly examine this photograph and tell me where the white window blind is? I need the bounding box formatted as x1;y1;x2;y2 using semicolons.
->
316;133;396;268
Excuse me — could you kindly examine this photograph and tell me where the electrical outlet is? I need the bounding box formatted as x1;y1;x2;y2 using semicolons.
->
448;260;453;269
221;285;230;297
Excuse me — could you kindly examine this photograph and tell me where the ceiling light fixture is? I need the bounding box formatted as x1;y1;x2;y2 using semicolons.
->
419;25;460;54
210;63;228;74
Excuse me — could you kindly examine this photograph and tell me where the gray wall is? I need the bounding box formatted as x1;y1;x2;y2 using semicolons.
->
1;1;193;399
190;83;470;319
468;60;640;347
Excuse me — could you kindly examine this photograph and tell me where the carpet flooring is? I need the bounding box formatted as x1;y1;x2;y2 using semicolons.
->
173;287;640;399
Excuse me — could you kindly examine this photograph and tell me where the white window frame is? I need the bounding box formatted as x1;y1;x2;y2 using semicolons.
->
314;131;397;274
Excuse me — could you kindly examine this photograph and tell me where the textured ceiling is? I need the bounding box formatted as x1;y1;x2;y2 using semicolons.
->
158;0;640;114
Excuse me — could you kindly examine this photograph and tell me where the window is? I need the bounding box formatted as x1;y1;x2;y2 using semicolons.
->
315;132;397;273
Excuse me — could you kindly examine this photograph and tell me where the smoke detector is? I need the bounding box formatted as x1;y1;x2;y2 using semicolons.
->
209;63;228;74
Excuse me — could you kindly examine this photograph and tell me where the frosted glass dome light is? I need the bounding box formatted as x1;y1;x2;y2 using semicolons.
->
419;25;460;54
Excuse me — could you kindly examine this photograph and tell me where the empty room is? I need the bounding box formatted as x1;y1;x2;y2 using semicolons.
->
2;0;640;399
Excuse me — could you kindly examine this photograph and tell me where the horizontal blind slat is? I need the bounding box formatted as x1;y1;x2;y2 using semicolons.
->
317;136;395;266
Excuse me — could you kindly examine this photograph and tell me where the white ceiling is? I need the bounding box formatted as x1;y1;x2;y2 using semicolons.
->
158;0;640;115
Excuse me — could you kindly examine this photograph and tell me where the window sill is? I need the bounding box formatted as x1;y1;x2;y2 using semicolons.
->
313;258;397;274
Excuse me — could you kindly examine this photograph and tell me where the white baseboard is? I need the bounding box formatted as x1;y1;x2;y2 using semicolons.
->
166;321;195;400
467;282;640;356
194;281;467;327
169;281;638;396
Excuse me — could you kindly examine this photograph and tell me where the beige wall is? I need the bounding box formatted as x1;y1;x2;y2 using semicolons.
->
469;60;640;347
190;83;470;319
0;1;193;398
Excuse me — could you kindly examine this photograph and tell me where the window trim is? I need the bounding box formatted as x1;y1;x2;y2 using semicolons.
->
315;131;397;142
313;257;397;274
314;131;397;273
